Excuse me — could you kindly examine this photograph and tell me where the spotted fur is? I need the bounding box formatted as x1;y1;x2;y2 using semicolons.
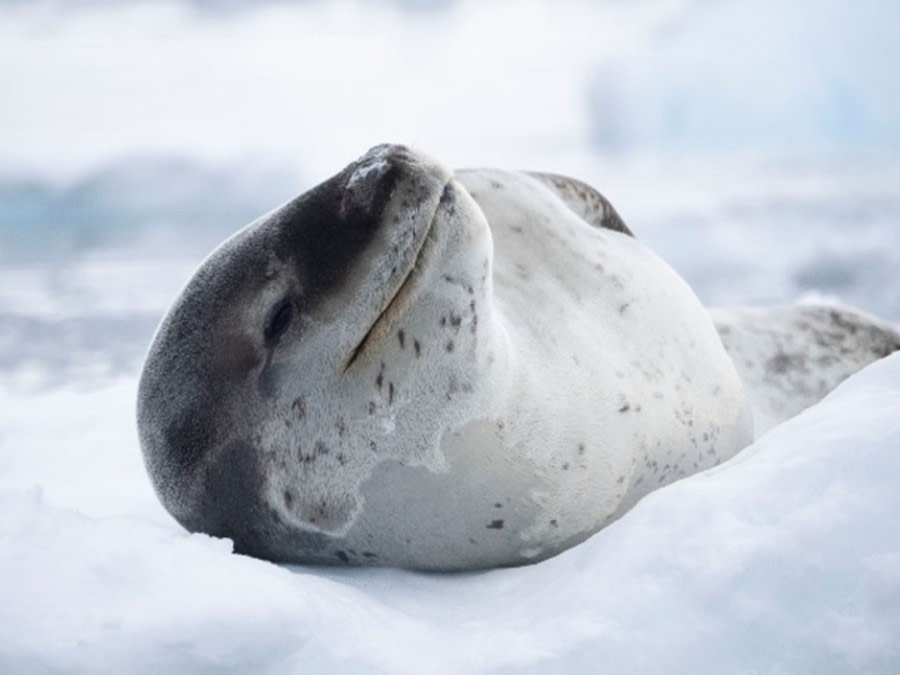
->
528;172;632;236
714;305;900;434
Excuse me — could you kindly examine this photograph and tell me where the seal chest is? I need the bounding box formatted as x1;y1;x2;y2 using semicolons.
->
138;144;759;570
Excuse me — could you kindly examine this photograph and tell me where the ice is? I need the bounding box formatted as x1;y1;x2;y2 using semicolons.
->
2;356;899;673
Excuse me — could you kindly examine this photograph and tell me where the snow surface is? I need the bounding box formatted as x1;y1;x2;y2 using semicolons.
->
2;0;900;672
3;353;900;673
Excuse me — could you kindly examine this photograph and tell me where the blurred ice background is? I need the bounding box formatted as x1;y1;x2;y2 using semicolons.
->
2;0;898;391
2;1;900;672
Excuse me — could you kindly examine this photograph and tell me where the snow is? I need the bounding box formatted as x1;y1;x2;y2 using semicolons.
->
3;357;899;673
2;0;900;672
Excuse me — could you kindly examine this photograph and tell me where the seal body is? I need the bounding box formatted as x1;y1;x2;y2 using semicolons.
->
138;144;755;570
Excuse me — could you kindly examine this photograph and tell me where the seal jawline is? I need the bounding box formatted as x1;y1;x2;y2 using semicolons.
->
343;180;451;371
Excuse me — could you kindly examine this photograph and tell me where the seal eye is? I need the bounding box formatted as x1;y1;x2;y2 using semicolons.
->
265;299;294;345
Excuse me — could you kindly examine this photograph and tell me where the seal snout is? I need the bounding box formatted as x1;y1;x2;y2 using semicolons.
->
339;143;436;221
334;145;455;368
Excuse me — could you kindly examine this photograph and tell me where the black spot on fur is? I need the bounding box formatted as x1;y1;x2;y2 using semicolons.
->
335;551;350;563
767;352;805;375
487;519;504;530
398;330;406;349
439;182;457;214
829;310;859;334
292;396;306;419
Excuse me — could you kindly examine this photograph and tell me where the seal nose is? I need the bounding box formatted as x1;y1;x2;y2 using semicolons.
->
339;144;405;224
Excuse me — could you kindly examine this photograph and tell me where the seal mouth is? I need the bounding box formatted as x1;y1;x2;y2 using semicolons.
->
343;181;452;370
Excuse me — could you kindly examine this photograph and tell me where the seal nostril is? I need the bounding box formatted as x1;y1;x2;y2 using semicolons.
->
340;155;399;225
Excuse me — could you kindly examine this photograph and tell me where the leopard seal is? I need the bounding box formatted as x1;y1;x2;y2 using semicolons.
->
138;143;760;570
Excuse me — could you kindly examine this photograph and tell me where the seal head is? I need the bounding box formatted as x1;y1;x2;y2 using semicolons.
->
139;145;500;563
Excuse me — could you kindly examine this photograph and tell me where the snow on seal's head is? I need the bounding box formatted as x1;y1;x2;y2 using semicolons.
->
137;144;753;571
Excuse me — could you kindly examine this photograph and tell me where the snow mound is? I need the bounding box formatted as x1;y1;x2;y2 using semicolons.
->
0;494;314;674
2;355;899;673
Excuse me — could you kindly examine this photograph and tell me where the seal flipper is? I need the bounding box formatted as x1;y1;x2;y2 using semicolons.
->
712;304;900;436
527;172;633;237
